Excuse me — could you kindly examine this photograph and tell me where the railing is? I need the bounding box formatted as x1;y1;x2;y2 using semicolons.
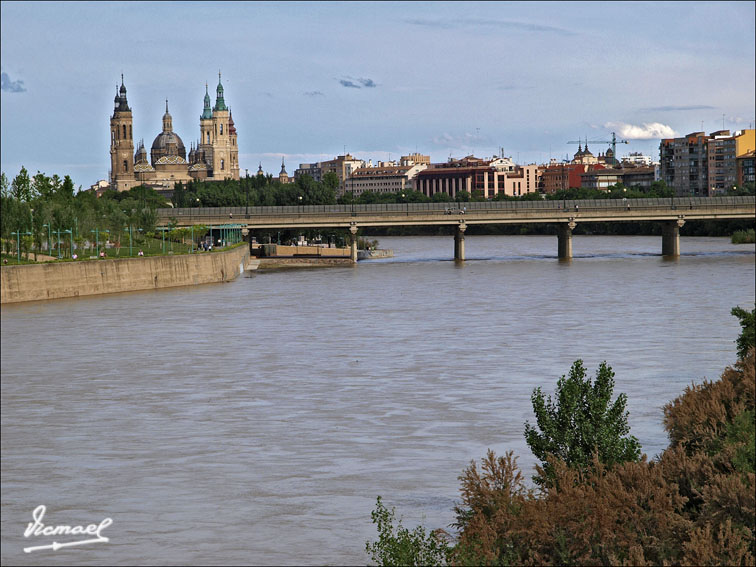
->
157;196;755;220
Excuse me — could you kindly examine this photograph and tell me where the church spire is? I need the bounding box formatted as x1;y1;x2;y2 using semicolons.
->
162;99;173;132
214;71;227;111
116;75;130;111
201;82;213;119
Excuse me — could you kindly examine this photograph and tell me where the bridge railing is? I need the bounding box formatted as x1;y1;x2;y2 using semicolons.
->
158;196;755;220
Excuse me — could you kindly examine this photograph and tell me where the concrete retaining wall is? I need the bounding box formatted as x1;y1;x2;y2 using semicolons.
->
257;244;351;257
1;245;250;304
257;257;353;269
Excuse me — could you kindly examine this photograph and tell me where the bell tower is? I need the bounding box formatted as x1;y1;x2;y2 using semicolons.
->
110;75;136;191
210;71;236;180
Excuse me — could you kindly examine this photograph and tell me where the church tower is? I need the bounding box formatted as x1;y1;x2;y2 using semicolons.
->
208;72;238;180
110;75;136;190
198;83;214;168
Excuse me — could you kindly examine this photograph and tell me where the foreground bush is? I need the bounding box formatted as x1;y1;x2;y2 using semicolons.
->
452;350;755;566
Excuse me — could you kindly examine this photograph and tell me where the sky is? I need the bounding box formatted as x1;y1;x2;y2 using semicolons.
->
1;1;754;190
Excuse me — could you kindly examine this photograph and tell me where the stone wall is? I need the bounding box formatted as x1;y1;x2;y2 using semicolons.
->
1;245;250;304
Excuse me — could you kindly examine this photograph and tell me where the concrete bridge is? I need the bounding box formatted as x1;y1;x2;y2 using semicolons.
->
157;196;755;262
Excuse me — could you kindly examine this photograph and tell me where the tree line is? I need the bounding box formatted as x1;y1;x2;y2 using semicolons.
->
1;167;164;259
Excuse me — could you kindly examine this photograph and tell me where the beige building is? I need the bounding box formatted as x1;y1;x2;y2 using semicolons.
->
399;153;431;166
346;163;427;196
295;154;366;194
320;154;366;194
110;74;239;192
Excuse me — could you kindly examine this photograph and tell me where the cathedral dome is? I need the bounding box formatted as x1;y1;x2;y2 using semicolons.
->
151;131;186;156
150;99;186;165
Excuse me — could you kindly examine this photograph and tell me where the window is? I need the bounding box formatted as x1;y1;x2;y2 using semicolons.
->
123;125;126;138
123;160;128;172
221;159;225;170
220;124;223;135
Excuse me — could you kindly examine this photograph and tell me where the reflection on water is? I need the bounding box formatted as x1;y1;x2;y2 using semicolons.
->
2;235;754;565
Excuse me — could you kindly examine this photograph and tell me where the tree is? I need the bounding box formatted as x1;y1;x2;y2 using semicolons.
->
524;360;641;485
11;166;32;201
0;172;9;198
365;497;450;566
731;306;755;360
322;171;339;194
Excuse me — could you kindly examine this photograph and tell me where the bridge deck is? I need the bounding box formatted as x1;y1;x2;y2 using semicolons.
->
158;196;755;229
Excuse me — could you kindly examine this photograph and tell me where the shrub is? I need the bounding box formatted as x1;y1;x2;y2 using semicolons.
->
365;496;450;566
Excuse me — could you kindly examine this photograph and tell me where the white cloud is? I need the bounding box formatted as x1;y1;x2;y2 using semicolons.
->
604;122;677;140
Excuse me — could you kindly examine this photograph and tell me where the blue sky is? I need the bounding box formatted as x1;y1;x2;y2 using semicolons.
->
1;1;754;189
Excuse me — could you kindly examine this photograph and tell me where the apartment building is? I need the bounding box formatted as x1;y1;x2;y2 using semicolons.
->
295;154;365;194
294;162;323;182
580;166;656;191
539;163;598;193
659;132;709;196
346;163;427;196
621;152;654;166
708;130;756;193
660;129;754;196
737;150;755;187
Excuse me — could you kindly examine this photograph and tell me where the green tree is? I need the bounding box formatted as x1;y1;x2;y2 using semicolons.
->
0;172;9;198
731;306;755;360
322;171;339;194
365;497;449;567
524;360;641;485
11;166;32;201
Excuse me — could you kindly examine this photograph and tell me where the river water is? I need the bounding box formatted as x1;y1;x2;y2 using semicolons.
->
2;235;754;565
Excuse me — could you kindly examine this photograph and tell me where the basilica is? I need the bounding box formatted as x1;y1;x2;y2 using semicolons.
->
109;74;239;192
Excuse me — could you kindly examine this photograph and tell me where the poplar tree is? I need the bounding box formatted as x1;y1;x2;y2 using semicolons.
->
524;360;641;486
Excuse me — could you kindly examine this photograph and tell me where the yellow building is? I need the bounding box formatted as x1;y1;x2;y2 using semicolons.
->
110;74;239;192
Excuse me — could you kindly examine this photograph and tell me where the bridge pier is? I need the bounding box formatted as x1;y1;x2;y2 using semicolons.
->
662;218;685;256
557;220;577;259
349;224;358;263
454;222;467;261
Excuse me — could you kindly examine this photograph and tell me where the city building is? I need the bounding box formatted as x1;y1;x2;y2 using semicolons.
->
737;150;755;187
346;163;427;196
89;179;110;195
621;152;655;167
620;166;656;191
320;154;366;194
538;162;599;193
294;162;322;182
659;129;754;196
580;166;656;192
109;74;239;192
294;154;366;194
414;155;540;199
708;130;755;194
399;153;431;166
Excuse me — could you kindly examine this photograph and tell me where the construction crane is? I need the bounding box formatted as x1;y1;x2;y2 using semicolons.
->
567;132;629;165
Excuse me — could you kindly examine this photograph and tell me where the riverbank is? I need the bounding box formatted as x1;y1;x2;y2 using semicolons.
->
0;244;250;304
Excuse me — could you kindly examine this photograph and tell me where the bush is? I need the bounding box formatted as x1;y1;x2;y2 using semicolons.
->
731;229;755;244
365;497;450;566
